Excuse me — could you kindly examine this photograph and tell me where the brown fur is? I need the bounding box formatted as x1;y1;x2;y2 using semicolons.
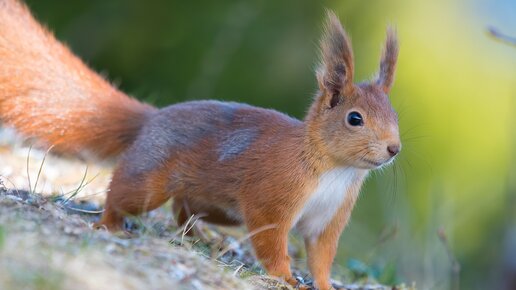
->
0;2;400;289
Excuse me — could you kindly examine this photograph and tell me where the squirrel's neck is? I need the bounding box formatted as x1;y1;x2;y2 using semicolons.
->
298;122;337;176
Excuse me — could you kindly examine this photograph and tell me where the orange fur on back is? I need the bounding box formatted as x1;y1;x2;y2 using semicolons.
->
0;0;155;159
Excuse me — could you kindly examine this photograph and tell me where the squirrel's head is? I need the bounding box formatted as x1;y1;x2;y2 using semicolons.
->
306;11;400;170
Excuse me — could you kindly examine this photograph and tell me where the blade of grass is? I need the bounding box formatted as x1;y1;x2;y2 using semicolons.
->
26;145;32;194
32;145;54;195
62;166;99;205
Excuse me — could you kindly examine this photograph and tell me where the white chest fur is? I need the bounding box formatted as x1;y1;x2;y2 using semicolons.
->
293;167;357;239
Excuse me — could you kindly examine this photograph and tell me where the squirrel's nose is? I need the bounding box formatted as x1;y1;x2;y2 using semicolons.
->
387;144;400;157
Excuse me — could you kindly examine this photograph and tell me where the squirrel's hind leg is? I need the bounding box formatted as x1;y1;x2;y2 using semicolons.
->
96;163;174;232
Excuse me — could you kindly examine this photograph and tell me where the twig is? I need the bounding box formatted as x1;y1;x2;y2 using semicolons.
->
181;214;199;245
63;206;104;214
216;224;277;259
375;223;399;247
0;175;20;195
437;227;461;290
169;213;208;246
487;26;516;47
180;201;210;242
232;262;245;277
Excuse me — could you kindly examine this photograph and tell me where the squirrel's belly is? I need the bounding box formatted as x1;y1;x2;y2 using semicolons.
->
293;167;357;240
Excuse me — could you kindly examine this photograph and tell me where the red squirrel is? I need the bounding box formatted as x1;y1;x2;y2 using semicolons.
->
0;1;400;289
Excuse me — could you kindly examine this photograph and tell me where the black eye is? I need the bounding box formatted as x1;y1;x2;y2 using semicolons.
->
347;111;364;126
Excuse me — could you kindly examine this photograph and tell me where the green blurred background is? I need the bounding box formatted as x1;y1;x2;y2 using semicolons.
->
24;0;516;289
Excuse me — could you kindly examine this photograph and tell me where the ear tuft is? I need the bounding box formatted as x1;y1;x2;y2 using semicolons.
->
377;26;399;93
317;10;354;98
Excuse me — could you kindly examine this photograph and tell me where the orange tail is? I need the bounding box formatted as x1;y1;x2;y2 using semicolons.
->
0;0;156;159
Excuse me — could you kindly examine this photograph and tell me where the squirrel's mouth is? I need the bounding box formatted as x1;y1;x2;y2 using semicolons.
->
361;156;397;169
361;158;385;168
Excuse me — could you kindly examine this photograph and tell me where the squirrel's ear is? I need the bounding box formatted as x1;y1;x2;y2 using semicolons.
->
376;27;399;94
316;11;354;108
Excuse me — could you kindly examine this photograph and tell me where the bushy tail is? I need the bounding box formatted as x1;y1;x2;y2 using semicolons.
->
0;0;156;159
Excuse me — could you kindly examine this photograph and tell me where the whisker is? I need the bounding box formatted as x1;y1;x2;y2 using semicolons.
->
401;135;429;142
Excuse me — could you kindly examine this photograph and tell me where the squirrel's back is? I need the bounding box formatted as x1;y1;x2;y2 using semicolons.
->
0;0;156;159
121;100;303;176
